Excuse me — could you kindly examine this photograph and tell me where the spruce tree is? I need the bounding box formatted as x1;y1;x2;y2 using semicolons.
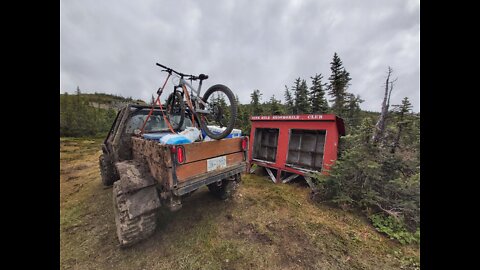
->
391;97;413;153
291;78;301;114
327;53;351;117
250;89;263;116
309;73;329;114
297;79;310;114
74;87;85;136
344;93;364;128
268;95;282;115
240;104;252;135
284;85;294;114
60;93;71;136
75;86;81;108
214;93;229;127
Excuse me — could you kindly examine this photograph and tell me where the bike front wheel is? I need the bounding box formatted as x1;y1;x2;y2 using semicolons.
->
166;91;185;131
199;84;237;140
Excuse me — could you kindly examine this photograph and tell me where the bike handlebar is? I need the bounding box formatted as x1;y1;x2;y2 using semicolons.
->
156;63;186;76
156;63;208;81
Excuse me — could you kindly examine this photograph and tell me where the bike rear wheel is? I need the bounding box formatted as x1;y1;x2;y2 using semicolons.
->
166;91;185;131
199;84;237;140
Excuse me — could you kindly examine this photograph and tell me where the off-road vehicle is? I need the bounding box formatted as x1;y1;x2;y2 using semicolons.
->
100;104;248;247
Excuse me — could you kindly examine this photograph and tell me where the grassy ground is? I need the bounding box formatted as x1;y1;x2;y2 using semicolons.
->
60;137;420;270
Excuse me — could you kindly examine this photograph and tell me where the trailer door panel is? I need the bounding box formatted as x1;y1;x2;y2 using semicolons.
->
286;129;326;171
252;128;279;162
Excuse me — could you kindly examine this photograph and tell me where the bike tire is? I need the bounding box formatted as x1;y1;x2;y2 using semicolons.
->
166;91;185;131
200;84;237;140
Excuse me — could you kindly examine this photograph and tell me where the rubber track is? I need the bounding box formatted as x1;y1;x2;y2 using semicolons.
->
113;182;157;247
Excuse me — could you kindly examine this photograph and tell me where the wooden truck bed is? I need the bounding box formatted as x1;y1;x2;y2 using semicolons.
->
131;136;248;195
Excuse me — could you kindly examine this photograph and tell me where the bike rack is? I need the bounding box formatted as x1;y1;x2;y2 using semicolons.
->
140;72;177;135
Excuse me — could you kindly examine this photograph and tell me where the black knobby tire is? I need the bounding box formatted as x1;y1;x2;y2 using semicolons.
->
112;183;158;247
166;91;185;131
199;84;237;140
207;174;241;200
99;154;119;186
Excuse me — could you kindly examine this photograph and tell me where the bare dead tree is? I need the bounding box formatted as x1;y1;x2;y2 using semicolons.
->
372;67;397;144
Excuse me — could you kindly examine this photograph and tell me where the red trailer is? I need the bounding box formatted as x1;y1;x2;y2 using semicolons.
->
248;114;345;185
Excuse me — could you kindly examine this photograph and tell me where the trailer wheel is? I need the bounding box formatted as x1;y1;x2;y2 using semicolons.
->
99;154;119;186
207;174;241;200
112;182;158;247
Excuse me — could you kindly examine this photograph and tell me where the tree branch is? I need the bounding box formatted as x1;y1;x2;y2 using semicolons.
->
376;203;402;221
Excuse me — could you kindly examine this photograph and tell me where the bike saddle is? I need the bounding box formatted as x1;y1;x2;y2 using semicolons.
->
198;74;208;80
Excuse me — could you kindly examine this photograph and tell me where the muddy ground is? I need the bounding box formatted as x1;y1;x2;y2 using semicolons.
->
60;137;419;270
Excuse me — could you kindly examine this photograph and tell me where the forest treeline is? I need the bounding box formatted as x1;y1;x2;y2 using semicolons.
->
236;53;367;135
59;90;144;137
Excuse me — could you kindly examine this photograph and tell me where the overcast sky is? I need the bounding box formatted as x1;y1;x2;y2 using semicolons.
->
60;0;420;112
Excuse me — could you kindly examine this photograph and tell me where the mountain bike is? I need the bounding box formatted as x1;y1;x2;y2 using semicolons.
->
154;63;237;140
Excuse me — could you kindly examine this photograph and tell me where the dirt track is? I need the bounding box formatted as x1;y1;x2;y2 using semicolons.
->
60;137;419;270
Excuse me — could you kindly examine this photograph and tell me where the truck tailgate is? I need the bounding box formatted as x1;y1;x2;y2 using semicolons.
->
131;136;248;195
174;137;247;183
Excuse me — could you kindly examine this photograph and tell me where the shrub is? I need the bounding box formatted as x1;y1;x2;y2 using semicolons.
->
311;117;420;245
369;213;420;245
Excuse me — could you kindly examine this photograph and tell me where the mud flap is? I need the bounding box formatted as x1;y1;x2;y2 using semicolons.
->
123;186;161;219
115;160;161;219
115;160;156;193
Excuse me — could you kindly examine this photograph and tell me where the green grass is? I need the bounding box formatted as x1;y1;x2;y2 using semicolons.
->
60;137;420;270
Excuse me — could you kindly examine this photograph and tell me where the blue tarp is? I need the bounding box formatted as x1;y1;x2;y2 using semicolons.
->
142;133;170;141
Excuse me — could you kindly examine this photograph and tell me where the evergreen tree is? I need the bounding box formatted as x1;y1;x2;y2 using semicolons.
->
232;95;254;134
239;104;252;135
390;97;413;153
268;95;282;115
73;87;85;135
235;103;244;129
344;93;364;128
309;73;329;114
311;114;420;243
250;89;263;116
327;53;351;117
296;79;310;114
60;93;72;136
214;93;229;127
284;85;294;114
75;86;82;108
292;78;310;114
214;92;228;109
291;78;301;114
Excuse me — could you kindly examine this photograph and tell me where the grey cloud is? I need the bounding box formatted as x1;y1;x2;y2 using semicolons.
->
61;0;420;112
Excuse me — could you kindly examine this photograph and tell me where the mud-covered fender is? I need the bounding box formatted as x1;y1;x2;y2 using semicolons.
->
115;160;161;219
